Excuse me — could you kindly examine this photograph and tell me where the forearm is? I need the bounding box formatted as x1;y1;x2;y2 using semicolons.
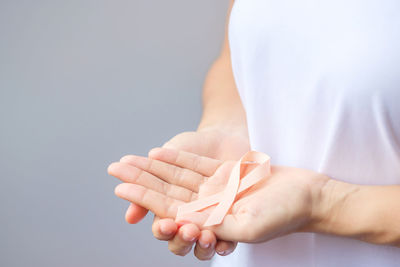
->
198;57;247;137
309;178;400;247
197;0;246;136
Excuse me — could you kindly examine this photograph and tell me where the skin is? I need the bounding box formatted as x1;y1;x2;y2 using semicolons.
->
121;128;250;259
119;0;247;259
109;147;400;250
109;0;400;260
109;147;329;243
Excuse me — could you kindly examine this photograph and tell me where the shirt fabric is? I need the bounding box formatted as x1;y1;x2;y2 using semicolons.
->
211;0;400;266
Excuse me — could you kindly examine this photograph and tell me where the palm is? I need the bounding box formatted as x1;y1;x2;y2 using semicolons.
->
180;161;317;243
111;148;323;243
217;165;318;242
122;129;249;223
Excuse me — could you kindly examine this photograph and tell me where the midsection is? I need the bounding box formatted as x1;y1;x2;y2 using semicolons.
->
228;0;400;184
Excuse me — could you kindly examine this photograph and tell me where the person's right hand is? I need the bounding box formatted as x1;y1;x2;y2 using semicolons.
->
113;148;328;245
113;127;249;260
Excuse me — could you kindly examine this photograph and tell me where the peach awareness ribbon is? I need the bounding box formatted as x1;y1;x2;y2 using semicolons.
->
176;151;271;227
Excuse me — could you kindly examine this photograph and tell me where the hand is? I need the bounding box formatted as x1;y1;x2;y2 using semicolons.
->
112;128;249;260
111;148;330;245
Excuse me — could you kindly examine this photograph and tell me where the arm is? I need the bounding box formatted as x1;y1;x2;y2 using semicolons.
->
158;0;250;259
197;0;248;137
308;180;400;247
187;0;400;249
113;150;400;248
201;1;400;247
201;5;400;248
115;0;400;252
124;0;249;260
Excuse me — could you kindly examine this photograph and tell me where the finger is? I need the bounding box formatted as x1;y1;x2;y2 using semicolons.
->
215;240;237;256
119;155;204;192
194;230;216;261
108;162;196;202
114;183;182;218
149;147;222;177
168;223;200;256
152;216;177;241
125;203;149;224
205;214;246;242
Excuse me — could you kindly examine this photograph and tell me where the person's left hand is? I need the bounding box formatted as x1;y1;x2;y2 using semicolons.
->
115;128;249;259
109;147;330;244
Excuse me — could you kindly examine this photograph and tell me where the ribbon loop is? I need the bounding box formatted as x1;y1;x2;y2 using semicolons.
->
176;151;271;227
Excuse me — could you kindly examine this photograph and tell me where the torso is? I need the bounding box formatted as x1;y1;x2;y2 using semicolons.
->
212;0;400;266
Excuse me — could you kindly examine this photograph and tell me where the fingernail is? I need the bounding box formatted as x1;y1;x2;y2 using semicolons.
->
199;241;210;249
217;250;228;256
182;233;196;242
160;224;173;236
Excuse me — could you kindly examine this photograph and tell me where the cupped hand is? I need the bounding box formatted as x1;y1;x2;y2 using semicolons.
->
113;128;249;259
110;147;330;246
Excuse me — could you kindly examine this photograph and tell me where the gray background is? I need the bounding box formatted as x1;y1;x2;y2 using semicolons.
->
0;0;229;266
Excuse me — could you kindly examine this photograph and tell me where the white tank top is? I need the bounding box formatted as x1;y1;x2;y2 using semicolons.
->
212;0;400;266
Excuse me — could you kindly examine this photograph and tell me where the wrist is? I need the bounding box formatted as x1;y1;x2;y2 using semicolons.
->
305;177;374;239
302;176;400;247
302;173;333;232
